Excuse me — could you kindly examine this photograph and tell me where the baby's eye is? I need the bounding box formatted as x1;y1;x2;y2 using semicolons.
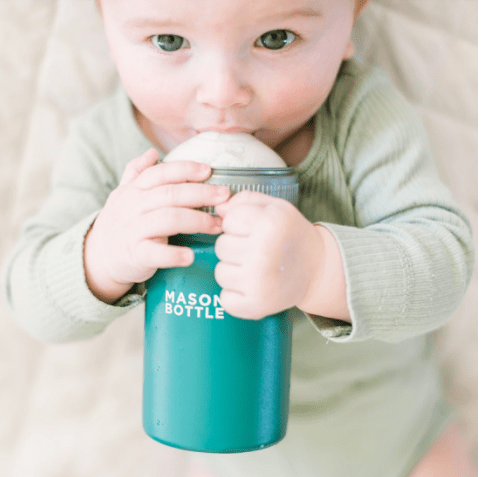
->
152;34;190;52
255;30;296;50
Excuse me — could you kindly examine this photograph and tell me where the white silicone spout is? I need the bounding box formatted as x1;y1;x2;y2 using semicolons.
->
162;132;287;168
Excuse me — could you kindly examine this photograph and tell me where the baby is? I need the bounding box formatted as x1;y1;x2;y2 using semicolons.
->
5;0;475;476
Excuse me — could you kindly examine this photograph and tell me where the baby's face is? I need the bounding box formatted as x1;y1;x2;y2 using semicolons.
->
100;0;358;152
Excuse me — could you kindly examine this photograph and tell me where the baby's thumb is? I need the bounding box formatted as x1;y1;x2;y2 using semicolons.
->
120;148;159;185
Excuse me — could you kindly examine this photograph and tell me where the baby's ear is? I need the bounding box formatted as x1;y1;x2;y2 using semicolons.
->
354;0;370;20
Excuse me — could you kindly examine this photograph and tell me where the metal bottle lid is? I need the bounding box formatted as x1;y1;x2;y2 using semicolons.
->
203;167;298;214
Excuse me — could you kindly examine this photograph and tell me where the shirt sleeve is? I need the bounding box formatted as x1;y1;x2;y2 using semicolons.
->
3;114;145;344
307;63;475;343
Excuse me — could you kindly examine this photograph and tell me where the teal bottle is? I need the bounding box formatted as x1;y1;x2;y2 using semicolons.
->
143;168;298;453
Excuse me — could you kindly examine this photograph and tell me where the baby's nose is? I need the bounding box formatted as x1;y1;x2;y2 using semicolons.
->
195;57;253;110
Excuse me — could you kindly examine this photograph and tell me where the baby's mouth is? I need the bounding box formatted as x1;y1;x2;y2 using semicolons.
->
195;128;256;135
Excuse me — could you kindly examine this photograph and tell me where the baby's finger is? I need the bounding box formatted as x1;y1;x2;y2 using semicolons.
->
215;190;278;217
135;160;212;190
141;183;230;212
220;204;263;236
120;148;160;186
136;240;194;269
219;289;263;320
214;261;244;292
214;234;246;265
141;207;224;237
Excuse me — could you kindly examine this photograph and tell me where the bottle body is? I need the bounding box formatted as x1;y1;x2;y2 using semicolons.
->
143;234;293;453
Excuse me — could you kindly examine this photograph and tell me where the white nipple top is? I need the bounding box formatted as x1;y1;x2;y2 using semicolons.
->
162;132;287;168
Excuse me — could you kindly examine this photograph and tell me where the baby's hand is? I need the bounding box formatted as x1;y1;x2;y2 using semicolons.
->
84;148;230;303
214;191;324;320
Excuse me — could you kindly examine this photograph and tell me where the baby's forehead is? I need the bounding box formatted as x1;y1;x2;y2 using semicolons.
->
98;0;343;13
97;0;356;26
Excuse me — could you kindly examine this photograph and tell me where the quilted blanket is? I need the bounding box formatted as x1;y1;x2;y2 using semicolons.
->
0;1;476;475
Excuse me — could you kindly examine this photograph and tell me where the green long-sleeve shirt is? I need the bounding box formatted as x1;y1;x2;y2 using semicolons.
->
4;59;474;476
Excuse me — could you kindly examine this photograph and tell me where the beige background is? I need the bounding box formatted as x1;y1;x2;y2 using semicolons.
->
0;0;477;475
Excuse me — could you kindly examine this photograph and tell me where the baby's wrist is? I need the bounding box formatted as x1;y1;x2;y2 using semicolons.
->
296;224;350;321
83;223;134;304
295;224;327;309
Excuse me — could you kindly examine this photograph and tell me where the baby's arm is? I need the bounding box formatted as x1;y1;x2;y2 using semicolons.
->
314;67;475;343
215;154;473;343
4;116;228;343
